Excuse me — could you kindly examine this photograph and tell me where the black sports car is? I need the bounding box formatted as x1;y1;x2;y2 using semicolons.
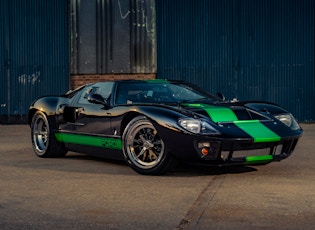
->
29;79;302;175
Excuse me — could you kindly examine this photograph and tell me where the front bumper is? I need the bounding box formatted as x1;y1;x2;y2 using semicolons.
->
157;120;302;166
193;137;300;165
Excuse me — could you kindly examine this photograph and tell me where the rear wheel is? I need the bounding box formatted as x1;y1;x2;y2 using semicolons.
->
31;111;67;158
122;116;176;175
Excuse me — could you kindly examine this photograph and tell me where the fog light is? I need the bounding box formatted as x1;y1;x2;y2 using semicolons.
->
201;147;209;155
194;141;221;160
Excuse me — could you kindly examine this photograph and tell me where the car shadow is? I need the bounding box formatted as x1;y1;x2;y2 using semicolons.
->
63;153;257;176
64;153;126;165
166;163;258;177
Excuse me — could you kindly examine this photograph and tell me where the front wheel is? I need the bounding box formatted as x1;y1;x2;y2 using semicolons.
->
31;111;67;158
122;116;176;175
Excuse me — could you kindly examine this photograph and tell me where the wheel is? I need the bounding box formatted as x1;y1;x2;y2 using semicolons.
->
31;111;67;158
122;116;176;175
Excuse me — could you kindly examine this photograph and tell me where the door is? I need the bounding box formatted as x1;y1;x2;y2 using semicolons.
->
72;83;114;135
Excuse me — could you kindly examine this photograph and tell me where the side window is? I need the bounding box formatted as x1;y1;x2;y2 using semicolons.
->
95;83;114;99
78;82;114;105
78;86;97;104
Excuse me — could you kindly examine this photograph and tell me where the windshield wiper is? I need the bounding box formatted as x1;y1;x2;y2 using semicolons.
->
178;97;211;105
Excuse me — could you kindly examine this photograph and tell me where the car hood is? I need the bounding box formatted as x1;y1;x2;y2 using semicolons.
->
178;100;287;123
174;100;302;141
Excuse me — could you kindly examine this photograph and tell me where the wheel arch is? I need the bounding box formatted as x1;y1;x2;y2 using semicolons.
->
28;108;38;125
28;96;68;125
119;106;186;138
120;111;144;135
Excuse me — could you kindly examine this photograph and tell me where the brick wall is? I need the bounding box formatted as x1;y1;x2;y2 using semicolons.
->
70;74;156;89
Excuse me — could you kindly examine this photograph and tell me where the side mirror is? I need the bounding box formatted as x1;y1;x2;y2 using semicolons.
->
88;93;108;106
216;92;225;101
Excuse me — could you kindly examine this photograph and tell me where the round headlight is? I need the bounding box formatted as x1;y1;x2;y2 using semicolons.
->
275;113;300;130
178;118;220;134
275;114;292;127
179;119;201;133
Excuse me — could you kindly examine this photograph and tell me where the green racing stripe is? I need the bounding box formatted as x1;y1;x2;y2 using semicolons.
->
146;79;169;83
182;103;238;122
233;120;281;142
55;132;122;150
245;155;273;164
183;103;281;143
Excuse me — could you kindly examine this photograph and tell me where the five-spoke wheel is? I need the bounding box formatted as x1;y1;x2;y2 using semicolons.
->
31;111;67;157
122;116;175;175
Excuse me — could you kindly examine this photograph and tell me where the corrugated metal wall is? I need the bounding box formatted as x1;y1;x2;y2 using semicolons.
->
0;0;10;122
156;0;315;122
70;0;156;74
0;0;69;124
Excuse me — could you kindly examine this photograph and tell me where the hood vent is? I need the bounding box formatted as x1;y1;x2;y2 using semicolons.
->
232;107;271;121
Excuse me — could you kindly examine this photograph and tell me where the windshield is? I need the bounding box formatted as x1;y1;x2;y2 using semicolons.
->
115;82;219;104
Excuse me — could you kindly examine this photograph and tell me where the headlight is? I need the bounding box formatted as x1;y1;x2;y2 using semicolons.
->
179;119;200;133
275;114;292;126
274;113;300;130
178;118;220;134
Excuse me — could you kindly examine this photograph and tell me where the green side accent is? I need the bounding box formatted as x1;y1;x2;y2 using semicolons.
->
246;155;273;164
233;120;281;143
55;133;122;150
146;79;169;83
182;103;238;122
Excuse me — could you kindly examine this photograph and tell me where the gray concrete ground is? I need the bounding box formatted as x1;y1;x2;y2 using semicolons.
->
0;124;315;229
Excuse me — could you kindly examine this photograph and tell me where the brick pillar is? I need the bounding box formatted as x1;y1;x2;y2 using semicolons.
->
70;74;156;89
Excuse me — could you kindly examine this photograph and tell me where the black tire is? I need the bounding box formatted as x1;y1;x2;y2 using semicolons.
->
31;111;67;158
122;116;176;175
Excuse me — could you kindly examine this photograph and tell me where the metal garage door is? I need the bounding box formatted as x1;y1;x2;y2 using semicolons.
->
0;0;69;124
156;0;315;122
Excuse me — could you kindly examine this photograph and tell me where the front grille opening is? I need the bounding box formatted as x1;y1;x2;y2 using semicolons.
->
221;145;283;161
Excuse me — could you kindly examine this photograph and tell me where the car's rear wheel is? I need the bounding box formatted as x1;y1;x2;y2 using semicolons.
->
31;111;67;158
122;116;176;175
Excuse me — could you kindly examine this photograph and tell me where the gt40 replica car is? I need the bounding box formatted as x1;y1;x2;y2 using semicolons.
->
29;80;302;175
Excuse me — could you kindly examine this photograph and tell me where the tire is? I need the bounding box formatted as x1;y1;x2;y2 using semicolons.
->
31;111;67;158
122;116;176;175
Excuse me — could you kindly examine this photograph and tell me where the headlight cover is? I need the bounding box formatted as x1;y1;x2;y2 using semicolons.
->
178;118;220;135
274;113;300;130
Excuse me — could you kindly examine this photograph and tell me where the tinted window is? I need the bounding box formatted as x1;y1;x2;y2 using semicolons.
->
78;82;114;104
93;82;114;99
115;82;218;104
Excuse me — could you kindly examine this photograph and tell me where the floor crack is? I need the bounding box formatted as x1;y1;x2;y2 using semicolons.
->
175;175;226;230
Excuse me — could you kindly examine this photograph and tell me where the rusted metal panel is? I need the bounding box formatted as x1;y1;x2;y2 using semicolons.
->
70;0;156;74
156;0;315;122
0;0;69;124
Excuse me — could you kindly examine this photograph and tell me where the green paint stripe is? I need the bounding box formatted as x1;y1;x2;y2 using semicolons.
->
233;120;281;143
246;155;273;164
183;103;281;143
146;79;169;83
182;103;238;122
204;107;238;122
55;133;122;150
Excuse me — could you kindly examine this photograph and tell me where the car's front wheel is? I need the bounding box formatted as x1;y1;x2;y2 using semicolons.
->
122;116;176;175
31;111;67;158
